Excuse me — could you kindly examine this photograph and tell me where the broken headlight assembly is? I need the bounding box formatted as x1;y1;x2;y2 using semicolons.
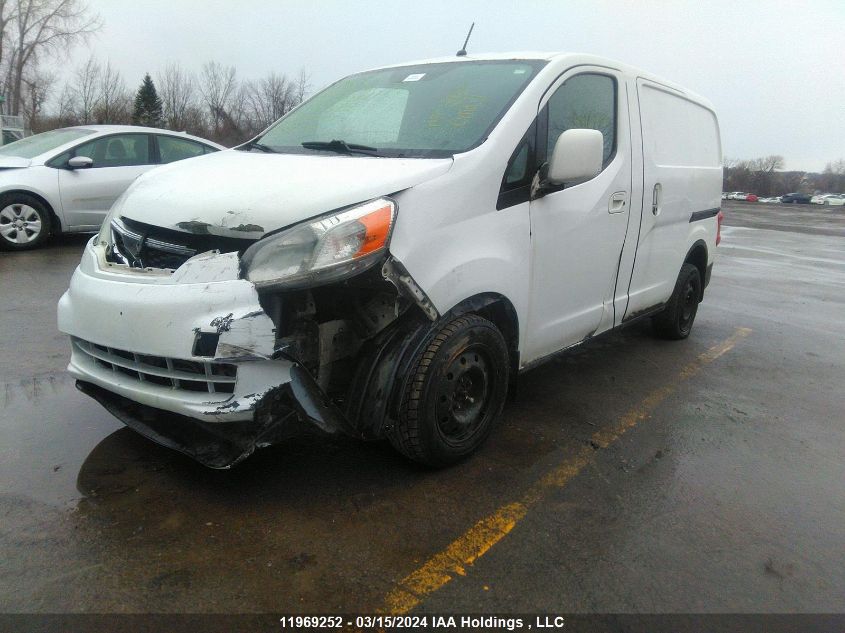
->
240;197;396;289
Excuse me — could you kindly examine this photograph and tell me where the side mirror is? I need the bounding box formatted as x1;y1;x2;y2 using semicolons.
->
546;129;604;185
67;156;94;170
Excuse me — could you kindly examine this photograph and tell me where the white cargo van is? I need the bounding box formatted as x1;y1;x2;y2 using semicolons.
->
58;53;723;468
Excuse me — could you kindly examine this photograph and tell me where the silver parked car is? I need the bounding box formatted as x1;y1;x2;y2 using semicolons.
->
0;125;224;250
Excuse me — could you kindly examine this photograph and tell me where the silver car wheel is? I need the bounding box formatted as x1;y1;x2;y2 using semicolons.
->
0;203;42;245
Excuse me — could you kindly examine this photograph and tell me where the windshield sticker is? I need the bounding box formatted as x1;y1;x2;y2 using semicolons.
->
403;73;426;82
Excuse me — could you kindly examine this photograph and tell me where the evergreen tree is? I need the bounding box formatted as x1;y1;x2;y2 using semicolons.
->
132;73;163;127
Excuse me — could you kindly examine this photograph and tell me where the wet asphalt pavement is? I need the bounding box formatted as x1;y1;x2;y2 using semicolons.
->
0;201;843;615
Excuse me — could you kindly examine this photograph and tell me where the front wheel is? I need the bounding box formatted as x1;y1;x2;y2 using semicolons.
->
652;263;702;340
0;194;52;251
389;314;510;467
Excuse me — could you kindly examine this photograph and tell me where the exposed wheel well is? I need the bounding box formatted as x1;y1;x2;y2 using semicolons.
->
0;189;62;235
684;240;708;300
448;293;520;374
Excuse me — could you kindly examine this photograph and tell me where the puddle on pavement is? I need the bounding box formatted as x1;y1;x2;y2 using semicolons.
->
0;373;124;507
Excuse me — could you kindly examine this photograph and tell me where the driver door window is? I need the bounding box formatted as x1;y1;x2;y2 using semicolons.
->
544;74;616;167
72;134;152;168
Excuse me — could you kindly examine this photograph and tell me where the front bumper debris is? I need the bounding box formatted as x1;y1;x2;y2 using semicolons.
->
59;239;353;468
77;362;351;468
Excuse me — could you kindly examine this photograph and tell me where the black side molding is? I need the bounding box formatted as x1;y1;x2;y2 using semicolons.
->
689;208;720;222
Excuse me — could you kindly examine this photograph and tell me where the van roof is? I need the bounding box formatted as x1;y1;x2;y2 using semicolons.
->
367;52;714;110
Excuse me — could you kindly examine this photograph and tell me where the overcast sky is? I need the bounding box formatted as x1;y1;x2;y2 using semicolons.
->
67;0;844;171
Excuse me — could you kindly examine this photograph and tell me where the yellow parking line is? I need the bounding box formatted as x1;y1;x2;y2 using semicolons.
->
381;327;752;614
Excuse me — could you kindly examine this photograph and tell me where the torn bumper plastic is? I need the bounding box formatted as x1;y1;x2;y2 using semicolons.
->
58;239;352;468
76;362;350;468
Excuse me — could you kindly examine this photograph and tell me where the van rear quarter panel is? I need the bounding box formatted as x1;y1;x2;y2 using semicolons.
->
625;80;722;318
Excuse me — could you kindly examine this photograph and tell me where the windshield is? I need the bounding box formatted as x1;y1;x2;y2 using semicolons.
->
255;60;546;158
0;128;95;159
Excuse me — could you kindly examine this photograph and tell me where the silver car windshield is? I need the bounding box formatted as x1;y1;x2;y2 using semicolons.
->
255;60;546;158
0;128;95;159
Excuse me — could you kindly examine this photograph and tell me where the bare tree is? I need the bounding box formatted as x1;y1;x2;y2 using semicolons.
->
293;67;311;104
199;60;236;134
820;159;845;192
96;59;129;123
824;159;845;175
749;155;784;173
244;72;296;132
229;80;249;129
179;103;207;138
158;62;196;131
55;81;74;120
0;1;19;100
19;65;51;129
4;0;100;115
70;54;99;123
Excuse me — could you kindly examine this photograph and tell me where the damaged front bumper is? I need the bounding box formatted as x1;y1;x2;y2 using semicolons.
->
58;238;351;468
75;361;348;468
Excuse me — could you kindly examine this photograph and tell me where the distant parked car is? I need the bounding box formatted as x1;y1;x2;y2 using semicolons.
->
0;125;224;250
780;192;812;204
727;191;747;200
721;192;729;200
758;196;782;203
822;194;845;206
811;193;839;205
745;194;758;202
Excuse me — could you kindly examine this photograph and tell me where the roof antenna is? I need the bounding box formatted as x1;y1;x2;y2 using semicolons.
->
456;22;475;57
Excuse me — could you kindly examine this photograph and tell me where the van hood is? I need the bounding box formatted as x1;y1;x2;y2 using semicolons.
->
116;150;453;238
0;155;31;169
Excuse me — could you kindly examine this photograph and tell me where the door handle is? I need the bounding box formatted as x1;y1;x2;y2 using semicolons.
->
609;191;627;214
652;183;662;216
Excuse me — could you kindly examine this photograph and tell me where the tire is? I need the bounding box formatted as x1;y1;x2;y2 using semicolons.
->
388;314;510;467
652;263;702;340
0;193;52;251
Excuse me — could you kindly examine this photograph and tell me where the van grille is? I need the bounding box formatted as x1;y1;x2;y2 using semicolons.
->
106;217;254;271
72;338;236;394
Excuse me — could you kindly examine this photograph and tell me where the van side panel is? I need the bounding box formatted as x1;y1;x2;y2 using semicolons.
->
623;80;722;319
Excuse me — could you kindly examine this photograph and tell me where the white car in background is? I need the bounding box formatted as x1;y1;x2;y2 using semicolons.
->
821;194;845;206
810;194;830;204
0;125;223;250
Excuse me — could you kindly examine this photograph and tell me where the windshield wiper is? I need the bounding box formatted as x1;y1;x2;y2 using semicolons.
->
301;139;379;156
239;139;277;153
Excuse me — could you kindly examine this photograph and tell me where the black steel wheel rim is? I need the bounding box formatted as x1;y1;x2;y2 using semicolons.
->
679;278;698;332
434;345;495;446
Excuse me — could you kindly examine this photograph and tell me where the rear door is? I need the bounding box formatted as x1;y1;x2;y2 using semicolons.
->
525;68;633;362
56;133;154;229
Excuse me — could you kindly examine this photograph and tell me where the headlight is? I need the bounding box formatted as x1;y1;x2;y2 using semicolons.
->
241;197;396;289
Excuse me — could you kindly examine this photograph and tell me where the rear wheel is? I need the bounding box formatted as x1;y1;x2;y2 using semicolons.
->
389;314;510;467
652;263;702;340
0;194;52;251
